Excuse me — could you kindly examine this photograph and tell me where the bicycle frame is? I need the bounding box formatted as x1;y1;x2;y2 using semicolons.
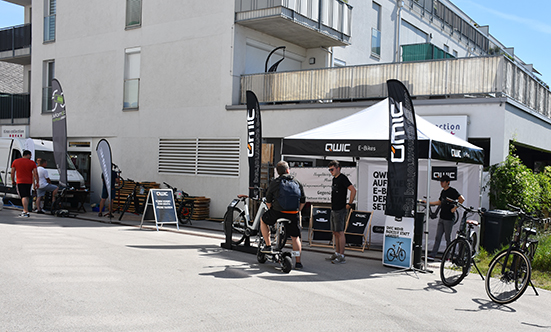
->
232;195;268;236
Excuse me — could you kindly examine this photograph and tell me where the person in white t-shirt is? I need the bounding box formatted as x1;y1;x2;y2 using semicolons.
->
36;159;59;213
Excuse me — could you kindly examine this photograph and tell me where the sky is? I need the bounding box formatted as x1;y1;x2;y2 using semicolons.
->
0;0;550;83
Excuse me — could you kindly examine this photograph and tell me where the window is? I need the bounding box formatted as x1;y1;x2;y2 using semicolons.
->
371;2;381;57
123;47;140;109
443;45;449;53
44;0;56;42
126;0;142;28
158;138;240;177
453;50;458;58
42;60;55;113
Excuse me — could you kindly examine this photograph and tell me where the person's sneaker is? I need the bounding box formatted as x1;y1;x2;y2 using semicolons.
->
295;262;303;270
19;212;30;218
331;255;346;264
260;245;272;254
36;210;45;214
426;256;435;261
325;253;339;261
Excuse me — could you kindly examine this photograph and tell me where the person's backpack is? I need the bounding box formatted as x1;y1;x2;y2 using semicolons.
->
278;176;301;211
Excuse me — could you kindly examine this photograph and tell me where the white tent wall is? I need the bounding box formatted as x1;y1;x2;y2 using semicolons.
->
357;158;482;252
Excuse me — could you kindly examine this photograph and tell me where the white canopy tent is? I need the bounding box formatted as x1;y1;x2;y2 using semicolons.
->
282;98;484;251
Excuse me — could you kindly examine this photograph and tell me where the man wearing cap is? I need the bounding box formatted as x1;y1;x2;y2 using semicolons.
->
428;175;464;259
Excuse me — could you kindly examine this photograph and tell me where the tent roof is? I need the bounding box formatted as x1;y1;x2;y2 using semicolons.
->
283;98;484;164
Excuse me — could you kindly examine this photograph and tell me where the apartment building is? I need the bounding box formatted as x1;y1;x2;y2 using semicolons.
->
1;0;550;217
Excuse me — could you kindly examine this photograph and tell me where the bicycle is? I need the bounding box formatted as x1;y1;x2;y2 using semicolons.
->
118;179;145;221
386;241;406;262
50;186;77;218
224;192;293;273
163;182;194;225
439;198;485;287
484;204;543;304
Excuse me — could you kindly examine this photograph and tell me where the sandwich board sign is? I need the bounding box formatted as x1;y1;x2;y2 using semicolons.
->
140;189;179;231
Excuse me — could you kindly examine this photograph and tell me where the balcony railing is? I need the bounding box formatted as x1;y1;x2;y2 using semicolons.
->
235;0;352;48
0;93;30;124
240;55;551;118
0;24;31;64
402;43;454;62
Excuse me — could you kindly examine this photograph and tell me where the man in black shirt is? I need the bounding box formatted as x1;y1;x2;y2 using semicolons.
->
428;175;464;259
327;160;356;264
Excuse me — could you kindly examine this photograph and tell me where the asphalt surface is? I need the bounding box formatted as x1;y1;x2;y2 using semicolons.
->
1;206;550;331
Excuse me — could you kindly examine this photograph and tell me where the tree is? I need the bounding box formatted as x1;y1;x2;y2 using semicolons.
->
486;144;541;211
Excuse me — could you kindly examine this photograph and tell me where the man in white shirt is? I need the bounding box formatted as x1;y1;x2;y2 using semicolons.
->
36;159;59;213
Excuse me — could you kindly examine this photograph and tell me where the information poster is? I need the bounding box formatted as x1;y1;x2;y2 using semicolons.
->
383;216;414;268
290;167;357;203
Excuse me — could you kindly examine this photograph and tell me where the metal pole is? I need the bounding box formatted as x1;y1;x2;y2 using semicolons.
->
424;140;433;271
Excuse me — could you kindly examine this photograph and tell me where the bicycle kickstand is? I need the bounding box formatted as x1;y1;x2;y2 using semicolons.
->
530;280;539;296
472;260;485;280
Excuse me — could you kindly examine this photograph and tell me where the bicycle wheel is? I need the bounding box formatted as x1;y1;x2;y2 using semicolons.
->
272;222;288;251
470;231;478;256
281;255;293;273
398;248;406;262
114;177;124;190
525;240;538;262
440;238;472;287
223;207;247;246
177;200;193;225
485;249;531;304
386;248;396;262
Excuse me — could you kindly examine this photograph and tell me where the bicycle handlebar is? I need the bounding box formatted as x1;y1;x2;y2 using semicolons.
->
446;197;485;215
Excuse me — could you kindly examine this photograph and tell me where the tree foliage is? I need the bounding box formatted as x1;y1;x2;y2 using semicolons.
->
486;145;542;211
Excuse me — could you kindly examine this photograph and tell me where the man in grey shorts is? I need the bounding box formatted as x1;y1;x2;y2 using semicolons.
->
36;159;58;213
327;160;356;264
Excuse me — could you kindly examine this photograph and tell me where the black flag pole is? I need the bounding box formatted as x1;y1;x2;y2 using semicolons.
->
385;79;431;274
96;139;113;222
51;78;68;188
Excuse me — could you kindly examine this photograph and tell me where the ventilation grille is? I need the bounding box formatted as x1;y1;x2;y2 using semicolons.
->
158;138;240;177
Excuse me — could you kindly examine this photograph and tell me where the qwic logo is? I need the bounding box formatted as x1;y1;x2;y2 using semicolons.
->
325;143;350;153
451;149;462;158
390;102;405;162
156;191;169;197
246;107;256;157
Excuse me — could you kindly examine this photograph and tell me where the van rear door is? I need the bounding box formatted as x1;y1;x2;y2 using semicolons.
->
0;139;14;192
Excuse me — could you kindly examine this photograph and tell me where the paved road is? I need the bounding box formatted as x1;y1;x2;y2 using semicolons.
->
1;207;550;331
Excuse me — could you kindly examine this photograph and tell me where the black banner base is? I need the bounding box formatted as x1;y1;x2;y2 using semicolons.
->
220;242;258;255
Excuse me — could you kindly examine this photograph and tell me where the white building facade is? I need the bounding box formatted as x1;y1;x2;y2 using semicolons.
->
1;0;550;216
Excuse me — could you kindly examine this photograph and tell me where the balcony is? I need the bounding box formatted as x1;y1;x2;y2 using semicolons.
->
0;93;30;125
235;0;352;48
240;55;551;119
0;24;31;65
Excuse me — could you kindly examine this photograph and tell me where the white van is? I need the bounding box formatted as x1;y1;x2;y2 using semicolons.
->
0;138;86;199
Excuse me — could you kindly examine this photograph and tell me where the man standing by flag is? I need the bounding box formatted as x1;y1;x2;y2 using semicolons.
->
11;150;39;217
327;160;356;264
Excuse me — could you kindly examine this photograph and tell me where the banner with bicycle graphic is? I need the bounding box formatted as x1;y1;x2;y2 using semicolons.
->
383;216;414;268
